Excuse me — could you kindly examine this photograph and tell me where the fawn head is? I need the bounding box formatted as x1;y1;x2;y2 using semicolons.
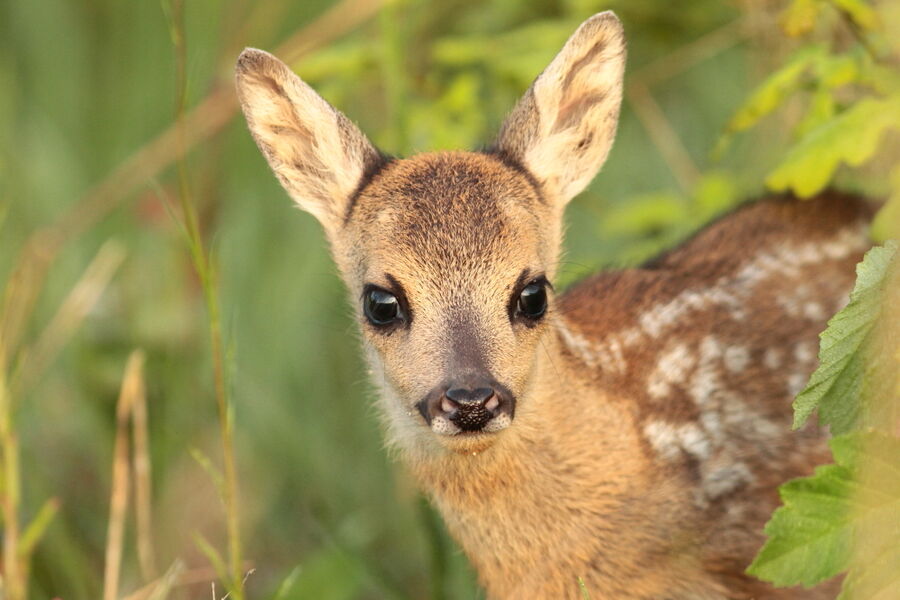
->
236;12;626;453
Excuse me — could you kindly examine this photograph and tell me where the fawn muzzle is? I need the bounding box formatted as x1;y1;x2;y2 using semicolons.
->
418;379;516;435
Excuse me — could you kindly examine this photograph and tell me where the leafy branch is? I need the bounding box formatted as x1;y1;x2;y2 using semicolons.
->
749;241;899;597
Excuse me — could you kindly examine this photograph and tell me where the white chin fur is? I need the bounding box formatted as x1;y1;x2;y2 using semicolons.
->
483;413;512;433
431;416;461;435
430;413;512;436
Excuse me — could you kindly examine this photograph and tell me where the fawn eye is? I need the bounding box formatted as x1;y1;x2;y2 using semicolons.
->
364;287;403;327
517;281;548;320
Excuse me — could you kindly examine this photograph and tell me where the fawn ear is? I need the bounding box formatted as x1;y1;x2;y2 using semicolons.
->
493;12;626;205
235;48;383;234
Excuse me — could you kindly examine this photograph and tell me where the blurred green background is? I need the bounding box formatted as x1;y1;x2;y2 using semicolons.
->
1;0;896;598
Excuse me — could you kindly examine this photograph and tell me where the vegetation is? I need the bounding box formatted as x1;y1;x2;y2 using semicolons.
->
0;0;896;598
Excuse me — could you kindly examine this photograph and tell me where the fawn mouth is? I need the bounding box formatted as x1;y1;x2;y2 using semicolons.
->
429;412;513;437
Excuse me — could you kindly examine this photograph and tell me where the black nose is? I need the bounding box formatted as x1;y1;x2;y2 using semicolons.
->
445;387;494;405
440;387;496;431
444;387;498;431
417;380;515;433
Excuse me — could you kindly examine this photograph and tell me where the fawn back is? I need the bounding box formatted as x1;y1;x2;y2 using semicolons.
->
235;12;873;599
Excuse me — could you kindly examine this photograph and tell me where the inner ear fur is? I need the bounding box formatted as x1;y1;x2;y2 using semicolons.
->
492;11;626;205
235;48;383;233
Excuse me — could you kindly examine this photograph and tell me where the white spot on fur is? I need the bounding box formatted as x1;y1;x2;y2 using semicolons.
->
689;336;723;410
788;373;807;396
556;321;601;368
556;321;628;374
644;421;711;461
644;421;681;460
778;296;801;318
621;327;642;348
678;423;712;460
803;301;826;320
647;343;695;399
700;411;724;445
607;337;627;374
703;461;753;499
723;346;749;373
764;348;782;370
794;341;815;364
835;292;852;313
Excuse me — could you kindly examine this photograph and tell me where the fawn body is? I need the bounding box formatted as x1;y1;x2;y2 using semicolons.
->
235;12;873;599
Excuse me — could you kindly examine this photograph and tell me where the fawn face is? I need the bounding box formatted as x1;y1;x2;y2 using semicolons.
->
236;12;626;451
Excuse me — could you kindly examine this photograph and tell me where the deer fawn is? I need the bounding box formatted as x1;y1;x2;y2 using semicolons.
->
235;12;873;599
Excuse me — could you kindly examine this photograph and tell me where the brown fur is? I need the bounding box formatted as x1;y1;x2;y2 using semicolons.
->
235;12;874;599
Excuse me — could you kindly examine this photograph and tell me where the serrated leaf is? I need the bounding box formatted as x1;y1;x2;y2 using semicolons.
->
748;433;900;589
767;95;900;197
793;242;898;431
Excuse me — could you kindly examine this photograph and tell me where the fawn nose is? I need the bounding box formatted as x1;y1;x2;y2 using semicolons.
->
418;381;515;434
444;387;497;431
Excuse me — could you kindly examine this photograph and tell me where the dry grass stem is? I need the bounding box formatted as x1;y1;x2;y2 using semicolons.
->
623;18;749;195
275;0;386;66
0;232;56;373
17;496;61;586
102;350;145;600
627;82;701;192
1;427;23;600
131;370;157;582
12;240;126;399
121;562;255;600
628;18;748;88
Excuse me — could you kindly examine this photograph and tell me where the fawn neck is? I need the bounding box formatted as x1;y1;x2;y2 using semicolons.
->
401;322;703;597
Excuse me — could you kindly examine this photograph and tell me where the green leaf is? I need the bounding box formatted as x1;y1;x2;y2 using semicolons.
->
273;566;303;600
794;88;836;138
767;95;900;197
17;497;60;560
813;50;860;89
780;0;823;37
602;191;688;237
146;560;186;600
190;447;226;506
748;433;900;590
793;241;898;431
193;532;234;591
839;540;900;599
724;45;826;135
747;462;853;586
830;0;879;30
578;576;593;599
835;433;900;599
871;166;900;242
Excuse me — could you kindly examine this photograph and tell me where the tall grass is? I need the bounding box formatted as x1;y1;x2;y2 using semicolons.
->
161;0;244;593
